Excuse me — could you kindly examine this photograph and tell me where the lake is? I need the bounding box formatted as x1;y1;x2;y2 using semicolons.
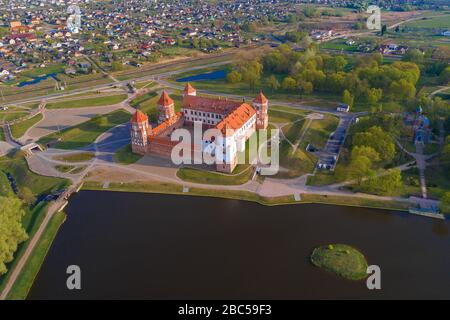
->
176;70;226;83
28;191;450;300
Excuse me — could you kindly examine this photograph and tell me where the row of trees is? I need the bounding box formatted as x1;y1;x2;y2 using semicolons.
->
336;113;404;195
0;196;28;276
227;44;423;110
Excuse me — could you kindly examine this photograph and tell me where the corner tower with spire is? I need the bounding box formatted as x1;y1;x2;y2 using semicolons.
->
158;90;175;123
130;109;151;154
253;91;269;130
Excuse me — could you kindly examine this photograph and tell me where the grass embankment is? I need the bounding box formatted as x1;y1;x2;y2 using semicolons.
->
0;152;69;200
83;180;410;211
311;244;368;281
46;94;127;109
53;152;95;163
276;119;316;178
113;144;142;165
38;109;130;149
0;152;69;299
177;165;254;186
10;114;43;139
6;211;66;300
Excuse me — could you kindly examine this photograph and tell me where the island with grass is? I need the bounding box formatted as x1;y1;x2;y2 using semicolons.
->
311;244;368;281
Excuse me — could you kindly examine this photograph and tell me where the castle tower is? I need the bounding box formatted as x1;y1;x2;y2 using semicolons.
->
158;90;175;123
130;110;151;154
253;91;269;130
183;83;197;97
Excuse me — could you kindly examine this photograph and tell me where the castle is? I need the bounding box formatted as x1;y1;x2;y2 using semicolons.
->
130;84;269;173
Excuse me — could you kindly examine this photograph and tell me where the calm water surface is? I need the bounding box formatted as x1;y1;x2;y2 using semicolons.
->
28;191;450;300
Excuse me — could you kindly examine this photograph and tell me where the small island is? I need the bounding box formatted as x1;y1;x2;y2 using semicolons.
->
311;244;368;281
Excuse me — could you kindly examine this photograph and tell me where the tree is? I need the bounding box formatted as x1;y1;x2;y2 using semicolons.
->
349;156;373;186
402;49;424;64
267;75;280;92
297;79;313;95
351;146;380;162
363;169;402;195
342;90;354;108
238;60;263;91
440;192;450;214
389;79;416;101
111;61;123;72
440;66;450;85
367;88;383;106
0;197;28;275
227;71;242;84
353;126;396;162
281;76;297;92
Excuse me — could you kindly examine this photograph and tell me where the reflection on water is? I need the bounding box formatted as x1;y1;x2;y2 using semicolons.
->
28;191;450;300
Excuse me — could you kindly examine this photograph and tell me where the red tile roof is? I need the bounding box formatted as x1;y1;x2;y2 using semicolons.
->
151;112;183;136
215;103;256;136
182;95;241;115
183;83;196;94
158;91;174;106
253;91;268;104
131;110;148;123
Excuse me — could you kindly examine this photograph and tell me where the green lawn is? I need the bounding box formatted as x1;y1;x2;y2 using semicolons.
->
177;165;254;186
114;144;142;164
10;114;43;139
130;91;157;108
311;244;368;281
406;14;450;29
53;152;95;163
46;94;127;109
38;109;130;150
0;111;28;123
6;211;66;300
0;152;69;201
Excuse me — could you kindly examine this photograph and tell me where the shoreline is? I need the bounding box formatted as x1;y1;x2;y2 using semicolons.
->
81;181;412;213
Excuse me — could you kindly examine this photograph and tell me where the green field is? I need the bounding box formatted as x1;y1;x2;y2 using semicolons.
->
113;144;142;164
0;152;69;201
10;114;43;139
311;244;369;281
53;152;95;163
405;14;450;29
6;211;66;300
38;109;130;150
177;165;254;186
46;94;127;109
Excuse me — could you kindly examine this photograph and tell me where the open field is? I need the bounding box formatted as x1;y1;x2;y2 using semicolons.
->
53;152;95;163
177;165;254;186
0;152;69;200
46;94;127;109
38;109;130;149
10;114;43;139
113;145;142;165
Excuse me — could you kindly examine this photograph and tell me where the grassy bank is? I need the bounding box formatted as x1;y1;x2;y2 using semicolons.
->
46;94;127;109
6;211;66;300
311;244;368;281
38;109;130;150
82;180;410;212
177;165;254;186
113;144;142;164
53;152;95;163
10;114;43;139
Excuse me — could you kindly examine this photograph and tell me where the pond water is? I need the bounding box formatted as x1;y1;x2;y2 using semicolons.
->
18;73;59;88
28;191;450;300
176;70;226;82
